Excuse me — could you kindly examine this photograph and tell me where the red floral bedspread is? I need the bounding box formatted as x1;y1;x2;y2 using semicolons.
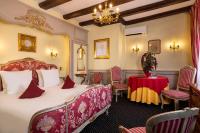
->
29;85;112;133
0;58;112;133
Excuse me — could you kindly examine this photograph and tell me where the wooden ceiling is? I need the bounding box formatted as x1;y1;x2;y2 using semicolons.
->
37;0;194;27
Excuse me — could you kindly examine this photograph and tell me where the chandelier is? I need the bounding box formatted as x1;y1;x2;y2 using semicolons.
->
92;1;120;24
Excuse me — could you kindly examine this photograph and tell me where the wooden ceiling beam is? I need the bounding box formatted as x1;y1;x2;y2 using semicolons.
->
120;0;190;17
124;7;190;25
39;0;72;9
63;0;134;20
79;20;94;26
78;0;190;27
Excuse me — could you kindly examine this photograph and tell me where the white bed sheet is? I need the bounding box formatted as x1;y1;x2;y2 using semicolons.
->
0;84;89;133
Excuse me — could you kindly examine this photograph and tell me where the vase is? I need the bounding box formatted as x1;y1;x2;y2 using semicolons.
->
144;71;151;77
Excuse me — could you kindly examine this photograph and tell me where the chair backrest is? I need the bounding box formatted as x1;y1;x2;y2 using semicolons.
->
189;84;200;133
146;107;199;133
177;66;196;90
111;66;122;83
89;72;103;84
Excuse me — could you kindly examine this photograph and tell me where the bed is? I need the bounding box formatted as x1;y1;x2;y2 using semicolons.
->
0;58;112;133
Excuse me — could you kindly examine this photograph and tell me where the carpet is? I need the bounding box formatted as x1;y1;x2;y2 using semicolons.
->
81;96;187;133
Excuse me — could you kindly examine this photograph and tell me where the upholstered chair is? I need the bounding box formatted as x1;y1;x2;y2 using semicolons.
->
160;66;196;110
89;72;103;85
111;66;128;102
119;107;199;133
189;84;200;133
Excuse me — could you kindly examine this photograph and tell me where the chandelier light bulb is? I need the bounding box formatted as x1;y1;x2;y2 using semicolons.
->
94;8;97;14
116;7;119;13
109;3;113;8
98;4;102;10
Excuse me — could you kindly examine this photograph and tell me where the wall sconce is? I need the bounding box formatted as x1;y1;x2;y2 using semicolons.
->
50;49;58;58
132;45;140;53
170;41;180;50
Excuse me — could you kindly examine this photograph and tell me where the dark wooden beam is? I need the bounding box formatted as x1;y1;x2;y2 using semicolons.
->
78;0;190;26
39;0;72;9
120;0;190;17
63;0;134;20
124;7;190;25
79;20;94;26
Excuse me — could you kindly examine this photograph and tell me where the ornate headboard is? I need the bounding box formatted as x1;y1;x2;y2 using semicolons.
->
0;58;57;91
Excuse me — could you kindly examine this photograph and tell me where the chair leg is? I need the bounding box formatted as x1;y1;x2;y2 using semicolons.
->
115;90;118;102
106;108;109;116
160;93;164;109
121;91;123;97
174;100;179;110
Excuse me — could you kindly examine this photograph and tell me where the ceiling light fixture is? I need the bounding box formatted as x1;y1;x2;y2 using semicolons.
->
92;1;120;24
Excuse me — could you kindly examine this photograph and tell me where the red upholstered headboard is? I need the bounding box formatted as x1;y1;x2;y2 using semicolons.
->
0;58;57;91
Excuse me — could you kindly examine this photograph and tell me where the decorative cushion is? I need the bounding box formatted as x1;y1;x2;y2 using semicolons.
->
129;127;146;133
19;80;45;99
62;76;75;89
40;69;60;87
162;90;189;99
0;70;32;94
113;82;128;90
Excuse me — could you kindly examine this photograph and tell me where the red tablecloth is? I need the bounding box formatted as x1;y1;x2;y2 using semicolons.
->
128;76;169;94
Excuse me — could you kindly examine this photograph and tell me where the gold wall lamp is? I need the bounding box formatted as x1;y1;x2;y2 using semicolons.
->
50;49;58;58
170;41;180;50
132;45;140;53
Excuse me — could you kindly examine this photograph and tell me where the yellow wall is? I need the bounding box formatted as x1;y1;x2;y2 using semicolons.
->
86;13;192;71
0;21;70;76
87;23;124;70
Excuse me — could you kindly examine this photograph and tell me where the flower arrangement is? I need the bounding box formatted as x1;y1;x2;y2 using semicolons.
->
141;52;157;76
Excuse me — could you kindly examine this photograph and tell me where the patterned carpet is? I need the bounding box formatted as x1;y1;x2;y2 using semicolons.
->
81;96;178;133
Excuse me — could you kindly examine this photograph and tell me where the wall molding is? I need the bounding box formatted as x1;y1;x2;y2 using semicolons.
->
88;69;179;88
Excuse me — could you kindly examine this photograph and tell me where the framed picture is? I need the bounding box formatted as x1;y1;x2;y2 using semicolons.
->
94;38;110;59
18;33;36;52
148;39;161;54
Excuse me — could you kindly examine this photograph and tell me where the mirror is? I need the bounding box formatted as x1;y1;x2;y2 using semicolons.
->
77;45;85;71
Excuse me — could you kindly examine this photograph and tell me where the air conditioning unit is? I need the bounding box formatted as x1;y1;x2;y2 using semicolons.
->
124;26;147;36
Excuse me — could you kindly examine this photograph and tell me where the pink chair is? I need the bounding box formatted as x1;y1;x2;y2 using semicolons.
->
89;72;103;85
119;107;199;133
161;66;196;110
111;66;128;102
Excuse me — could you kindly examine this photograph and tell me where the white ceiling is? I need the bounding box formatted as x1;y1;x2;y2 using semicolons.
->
124;0;195;21
73;0;163;22
36;0;195;24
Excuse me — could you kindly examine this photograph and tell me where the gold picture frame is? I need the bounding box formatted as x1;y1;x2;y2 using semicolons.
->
94;38;110;59
18;33;36;52
148;39;161;54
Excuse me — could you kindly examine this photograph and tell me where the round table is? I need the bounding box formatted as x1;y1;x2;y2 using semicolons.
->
128;76;169;105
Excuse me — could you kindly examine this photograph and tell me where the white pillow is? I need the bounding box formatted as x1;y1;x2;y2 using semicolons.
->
0;70;32;94
36;70;44;87
40;69;60;88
